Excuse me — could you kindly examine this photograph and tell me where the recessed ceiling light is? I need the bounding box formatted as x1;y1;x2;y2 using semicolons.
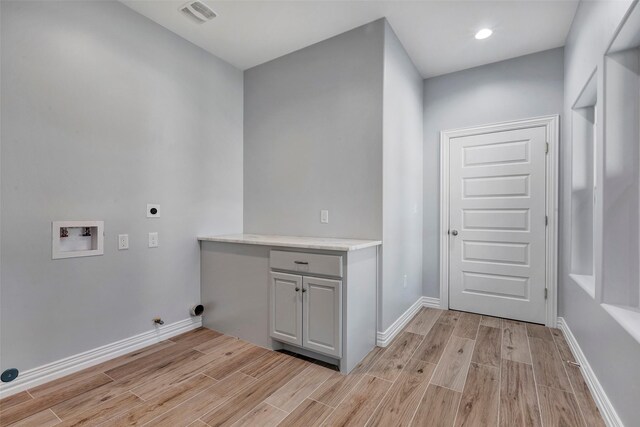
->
475;28;493;40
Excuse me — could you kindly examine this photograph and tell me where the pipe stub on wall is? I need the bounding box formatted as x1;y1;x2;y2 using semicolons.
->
1;368;19;383
190;304;204;316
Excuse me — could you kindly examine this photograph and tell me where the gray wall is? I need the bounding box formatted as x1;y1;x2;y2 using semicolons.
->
422;48;564;297
243;20;385;240
0;1;243;372
381;23;424;330
243;19;425;332
560;1;640;424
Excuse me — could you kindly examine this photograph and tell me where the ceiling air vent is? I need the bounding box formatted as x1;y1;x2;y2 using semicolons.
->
179;1;217;24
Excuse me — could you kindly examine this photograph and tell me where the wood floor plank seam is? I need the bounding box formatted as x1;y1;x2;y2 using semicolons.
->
136;393;205;426
49;387;133;420
320;368;368;411
426;312;458;366
449;338;478;427
416;312;462;427
388;360;437;427
422;311;468;425
431;335;476;392
402;339;436;427
264;363;334;414
361;385;392;426
0;373;114;425
305;396;337;415
319;374;391;427
49;408;62;423
455;363;500;426
199;356;308;426
526;329;550;427
309;347;387;410
355;327;429;426
377;323;434;427
137;380;228;427
230;402;287;427
359;355;426;427
451;390;462;427
312;371;370;424
298;374;334;411
496;327;503;427
548;329;592;427
128;389;144;401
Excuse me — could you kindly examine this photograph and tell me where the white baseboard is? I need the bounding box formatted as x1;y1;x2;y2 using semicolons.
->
377;296;442;347
0;317;202;399
557;317;623;427
421;296;441;309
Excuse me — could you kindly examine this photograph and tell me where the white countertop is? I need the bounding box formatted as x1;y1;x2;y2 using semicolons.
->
197;233;382;251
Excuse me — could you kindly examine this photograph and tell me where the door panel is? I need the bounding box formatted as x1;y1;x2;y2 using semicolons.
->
270;272;302;346
462;209;530;230
449;126;547;324
462;241;529;265
462;271;529;299
303;276;342;357
463;174;530;198
462;138;530;166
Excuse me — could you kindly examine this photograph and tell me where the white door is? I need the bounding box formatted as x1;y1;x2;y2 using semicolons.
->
449;125;547;324
270;272;302;346
303;276;342;357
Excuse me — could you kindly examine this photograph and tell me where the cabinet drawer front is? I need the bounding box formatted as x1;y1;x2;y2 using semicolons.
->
270;251;343;278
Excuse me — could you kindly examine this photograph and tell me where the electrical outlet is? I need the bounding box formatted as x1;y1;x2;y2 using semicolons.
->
320;210;329;224
148;232;159;248
147;204;160;218
118;234;129;250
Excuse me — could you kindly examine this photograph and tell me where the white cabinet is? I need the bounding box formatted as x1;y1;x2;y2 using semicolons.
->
303;276;342;357
269;272;342;357
270;272;303;346
201;239;378;375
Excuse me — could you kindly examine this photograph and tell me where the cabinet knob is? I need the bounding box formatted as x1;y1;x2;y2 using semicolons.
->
295;287;300;292
302;288;307;293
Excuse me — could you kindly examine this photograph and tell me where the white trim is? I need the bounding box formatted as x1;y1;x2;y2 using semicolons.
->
601;304;640;345
421;296;441;308
0;317;201;399
377;298;422;347
439;115;559;327
376;297;441;346
557;317;623;427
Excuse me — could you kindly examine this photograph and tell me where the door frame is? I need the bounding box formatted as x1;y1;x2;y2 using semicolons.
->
439;115;559;327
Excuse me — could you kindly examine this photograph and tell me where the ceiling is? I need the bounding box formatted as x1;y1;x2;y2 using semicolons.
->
121;0;578;78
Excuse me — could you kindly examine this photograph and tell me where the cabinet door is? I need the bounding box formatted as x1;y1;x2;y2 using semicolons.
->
270;272;302;346
303;276;342;357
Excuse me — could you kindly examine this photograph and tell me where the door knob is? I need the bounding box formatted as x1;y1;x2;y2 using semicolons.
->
451;229;459;236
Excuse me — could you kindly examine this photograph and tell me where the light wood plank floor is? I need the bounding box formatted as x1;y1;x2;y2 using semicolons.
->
0;309;605;426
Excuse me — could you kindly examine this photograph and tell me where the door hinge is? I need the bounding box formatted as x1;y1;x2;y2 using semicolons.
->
545;216;548;226
544;288;548;299
545;142;549;154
